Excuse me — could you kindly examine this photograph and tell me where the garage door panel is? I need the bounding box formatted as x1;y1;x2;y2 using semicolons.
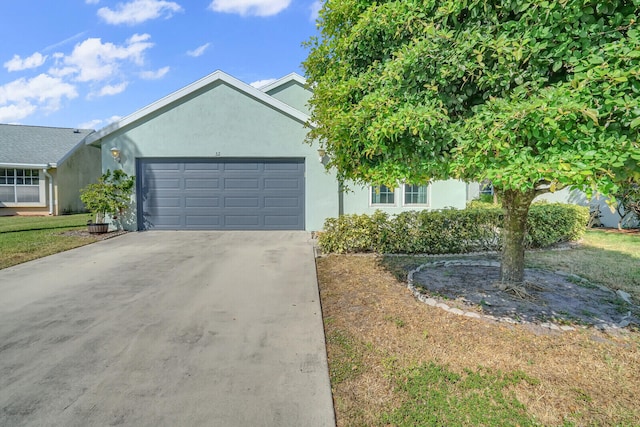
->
224;163;260;171
185;197;220;208
224;178;260;190
264;197;300;208
264;178;301;190
150;215;182;226
145;163;180;171
265;162;301;171
139;159;304;230
146;196;182;209
149;178;181;190
224;197;260;208
185;215;221;226
224;215;260;226
184;162;221;171
185;178;220;189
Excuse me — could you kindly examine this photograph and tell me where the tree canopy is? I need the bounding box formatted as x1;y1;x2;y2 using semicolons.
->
303;0;640;283
304;0;640;195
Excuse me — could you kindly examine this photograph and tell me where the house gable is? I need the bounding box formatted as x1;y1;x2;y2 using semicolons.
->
85;71;310;148
261;73;312;116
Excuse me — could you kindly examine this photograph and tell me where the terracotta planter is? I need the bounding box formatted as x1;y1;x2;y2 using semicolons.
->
87;223;109;234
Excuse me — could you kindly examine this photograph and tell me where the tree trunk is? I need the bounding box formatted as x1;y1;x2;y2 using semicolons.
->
499;189;536;284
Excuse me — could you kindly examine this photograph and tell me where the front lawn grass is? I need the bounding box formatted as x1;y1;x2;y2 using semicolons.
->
527;229;640;300
0;214;98;269
317;229;640;426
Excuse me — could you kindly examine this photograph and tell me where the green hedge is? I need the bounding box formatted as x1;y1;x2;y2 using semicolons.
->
318;203;589;254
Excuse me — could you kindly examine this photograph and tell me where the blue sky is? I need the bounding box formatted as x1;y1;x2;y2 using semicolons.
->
0;0;321;129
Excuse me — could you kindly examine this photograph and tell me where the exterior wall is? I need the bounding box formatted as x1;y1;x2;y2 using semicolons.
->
265;82;312;115
342;179;468;216
98;81;338;231
466;182;480;201
56;145;101;214
0;207;50;216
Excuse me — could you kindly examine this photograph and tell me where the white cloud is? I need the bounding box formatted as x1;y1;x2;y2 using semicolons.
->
0;74;78;121
77;115;123;130
0;102;37;123
51;34;154;82
97;0;183;25
4;52;47;72
77;118;104;129
0;74;78;105
140;66;170;79
208;0;291;17
250;78;277;89
186;43;210;58
309;0;321;21
98;82;128;96
86;0;100;4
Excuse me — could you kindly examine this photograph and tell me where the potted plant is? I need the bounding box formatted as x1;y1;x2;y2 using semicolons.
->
80;169;135;233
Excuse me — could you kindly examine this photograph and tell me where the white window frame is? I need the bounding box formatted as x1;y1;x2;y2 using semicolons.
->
402;184;430;207
369;184;397;207
0;168;46;207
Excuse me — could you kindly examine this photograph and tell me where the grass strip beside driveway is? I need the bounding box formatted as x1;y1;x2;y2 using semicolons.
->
0;214;98;270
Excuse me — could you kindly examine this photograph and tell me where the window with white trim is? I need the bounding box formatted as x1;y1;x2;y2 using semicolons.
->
403;184;429;206
0;168;41;203
370;185;395;205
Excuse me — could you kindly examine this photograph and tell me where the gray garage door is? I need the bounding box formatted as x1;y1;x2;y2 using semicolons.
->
137;159;305;230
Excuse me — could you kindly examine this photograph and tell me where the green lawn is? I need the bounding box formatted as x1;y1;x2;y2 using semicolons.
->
526;229;640;300
0;214;98;270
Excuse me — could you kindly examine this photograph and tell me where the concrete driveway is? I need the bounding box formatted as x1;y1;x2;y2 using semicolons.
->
0;231;335;427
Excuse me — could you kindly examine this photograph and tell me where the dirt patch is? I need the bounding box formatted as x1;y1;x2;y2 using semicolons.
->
411;260;639;330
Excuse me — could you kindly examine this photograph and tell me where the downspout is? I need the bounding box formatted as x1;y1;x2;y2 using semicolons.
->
42;168;54;215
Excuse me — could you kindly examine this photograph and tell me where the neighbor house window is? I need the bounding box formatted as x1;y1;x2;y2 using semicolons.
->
480;180;494;196
0;168;41;203
403;184;429;206
371;185;395;205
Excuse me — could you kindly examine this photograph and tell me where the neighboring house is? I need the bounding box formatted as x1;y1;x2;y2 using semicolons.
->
0;124;101;216
85;71;468;231
535;188;620;228
466;182;620;228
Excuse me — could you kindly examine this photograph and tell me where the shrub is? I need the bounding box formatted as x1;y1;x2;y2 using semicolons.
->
80;169;135;224
318;203;588;254
526;203;590;248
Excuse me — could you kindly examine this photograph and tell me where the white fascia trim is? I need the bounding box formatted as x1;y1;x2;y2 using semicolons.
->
85;70;311;146
0;163;49;169
259;73;308;93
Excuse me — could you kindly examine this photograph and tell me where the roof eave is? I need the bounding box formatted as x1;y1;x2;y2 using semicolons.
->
259;73;308;93
56;132;95;165
0;162;51;169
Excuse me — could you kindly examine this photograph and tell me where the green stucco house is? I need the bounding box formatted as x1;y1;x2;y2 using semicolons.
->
0;124;100;216
85;71;468;231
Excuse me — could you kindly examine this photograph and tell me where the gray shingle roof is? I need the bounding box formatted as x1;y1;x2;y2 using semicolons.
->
0;124;94;167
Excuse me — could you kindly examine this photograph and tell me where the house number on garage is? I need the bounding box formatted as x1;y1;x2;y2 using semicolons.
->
215;152;221;157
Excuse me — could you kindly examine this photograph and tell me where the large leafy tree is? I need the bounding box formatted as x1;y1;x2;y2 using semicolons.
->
304;0;640;284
